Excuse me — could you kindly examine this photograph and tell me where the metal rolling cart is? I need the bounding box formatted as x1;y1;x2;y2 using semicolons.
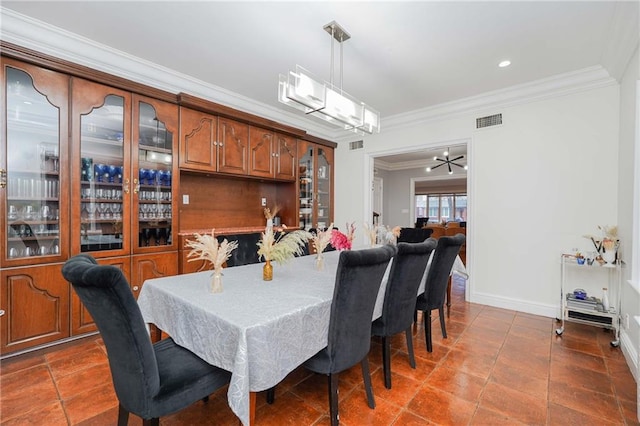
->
555;253;622;347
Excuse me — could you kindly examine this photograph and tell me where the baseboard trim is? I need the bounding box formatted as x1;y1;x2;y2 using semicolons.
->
620;329;639;383
470;290;558;319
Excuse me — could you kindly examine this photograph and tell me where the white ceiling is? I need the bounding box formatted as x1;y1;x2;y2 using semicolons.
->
2;1;637;163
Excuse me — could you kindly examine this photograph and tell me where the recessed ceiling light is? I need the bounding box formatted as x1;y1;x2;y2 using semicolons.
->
498;60;511;68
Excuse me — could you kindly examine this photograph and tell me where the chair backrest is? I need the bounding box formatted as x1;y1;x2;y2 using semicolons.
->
327;245;396;373
398;227;434;243
422;234;466;309
377;240;437;335
61;254;159;414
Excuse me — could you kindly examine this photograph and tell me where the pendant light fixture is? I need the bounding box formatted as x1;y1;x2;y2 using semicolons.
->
278;21;380;135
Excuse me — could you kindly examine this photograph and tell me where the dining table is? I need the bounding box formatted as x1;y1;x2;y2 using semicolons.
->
136;246;467;425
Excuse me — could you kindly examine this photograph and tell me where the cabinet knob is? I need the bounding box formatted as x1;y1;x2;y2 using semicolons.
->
133;179;140;194
132;286;139;291
213;141;218;146
218;142;223;147
0;310;5;316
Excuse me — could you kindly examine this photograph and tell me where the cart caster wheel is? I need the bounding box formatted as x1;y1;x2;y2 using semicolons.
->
555;327;564;336
610;340;619;347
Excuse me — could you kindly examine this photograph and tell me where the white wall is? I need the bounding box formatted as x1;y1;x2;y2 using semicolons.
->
616;45;639;382
336;84;620;319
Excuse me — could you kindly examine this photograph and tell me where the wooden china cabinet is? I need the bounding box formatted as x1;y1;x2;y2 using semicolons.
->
297;139;334;231
0;44;335;357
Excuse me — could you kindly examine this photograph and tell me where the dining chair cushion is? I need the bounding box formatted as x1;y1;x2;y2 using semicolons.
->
304;244;397;374
62;254;231;421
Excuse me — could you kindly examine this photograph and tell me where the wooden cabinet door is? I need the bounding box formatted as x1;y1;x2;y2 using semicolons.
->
70;78;132;259
249;126;274;178
70;256;131;336
132;95;179;255
179;107;217;172
130;252;178;299
1;58;70;268
1;264;70;355
274;134;297;181
217;118;248;175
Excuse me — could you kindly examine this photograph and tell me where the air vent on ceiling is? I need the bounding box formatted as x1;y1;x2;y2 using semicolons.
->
476;113;502;129
349;140;364;150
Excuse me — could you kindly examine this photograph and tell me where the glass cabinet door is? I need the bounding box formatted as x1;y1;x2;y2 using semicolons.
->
71;79;131;257
132;96;178;252
2;60;69;266
298;145;314;231
316;147;332;230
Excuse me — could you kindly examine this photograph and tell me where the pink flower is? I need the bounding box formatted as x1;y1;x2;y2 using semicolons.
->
330;229;351;251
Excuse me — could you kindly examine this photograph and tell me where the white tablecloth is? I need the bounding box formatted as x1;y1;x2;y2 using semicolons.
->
137;248;466;425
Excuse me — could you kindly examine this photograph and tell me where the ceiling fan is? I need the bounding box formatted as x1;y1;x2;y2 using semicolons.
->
426;148;467;174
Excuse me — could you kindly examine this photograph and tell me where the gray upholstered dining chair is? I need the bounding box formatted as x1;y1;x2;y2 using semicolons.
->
416;233;466;352
371;239;437;389
267;245;396;426
305;244;396;425
61;254;231;426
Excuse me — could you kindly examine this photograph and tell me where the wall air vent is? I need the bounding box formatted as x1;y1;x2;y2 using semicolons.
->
349;140;364;150
476;113;503;129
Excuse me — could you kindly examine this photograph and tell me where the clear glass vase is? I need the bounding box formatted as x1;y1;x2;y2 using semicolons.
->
210;268;223;293
315;252;324;271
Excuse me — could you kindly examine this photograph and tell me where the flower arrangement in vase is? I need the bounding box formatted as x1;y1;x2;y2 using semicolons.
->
185;229;238;293
378;225;401;246
583;225;619;266
310;223;333;270
330;228;352;251
257;225;311;280
363;223;378;247
264;205;280;229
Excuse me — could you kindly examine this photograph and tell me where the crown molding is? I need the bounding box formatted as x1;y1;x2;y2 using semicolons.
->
0;7;622;145
381;65;617;134
601;1;640;81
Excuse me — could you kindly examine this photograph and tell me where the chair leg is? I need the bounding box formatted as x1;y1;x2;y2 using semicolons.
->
439;307;447;339
382;336;392;389
117;404;129;426
446;277;452;318
328;373;339;426
266;386;275;404
405;327;416;369
424;310;433;352
360;357;376;409
142;419;159;426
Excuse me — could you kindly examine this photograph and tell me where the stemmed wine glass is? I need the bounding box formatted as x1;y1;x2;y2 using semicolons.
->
108;165;119;183
86;203;97;220
147;169;158;186
139;169;149;186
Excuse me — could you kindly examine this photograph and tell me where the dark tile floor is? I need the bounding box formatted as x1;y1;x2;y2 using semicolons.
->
1;277;638;425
